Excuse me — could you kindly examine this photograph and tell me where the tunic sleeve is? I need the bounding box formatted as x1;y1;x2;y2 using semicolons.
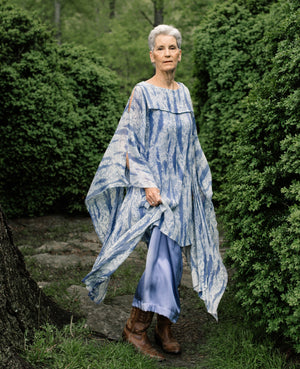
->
85;85;157;245
127;86;158;189
85;108;129;244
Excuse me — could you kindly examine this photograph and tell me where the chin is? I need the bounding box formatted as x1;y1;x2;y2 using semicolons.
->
161;65;177;71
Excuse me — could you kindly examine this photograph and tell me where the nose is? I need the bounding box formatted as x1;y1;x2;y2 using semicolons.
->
164;48;171;57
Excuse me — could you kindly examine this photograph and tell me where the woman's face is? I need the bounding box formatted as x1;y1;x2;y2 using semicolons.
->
150;34;181;73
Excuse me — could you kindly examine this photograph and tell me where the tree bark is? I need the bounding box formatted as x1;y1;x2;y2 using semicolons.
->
54;0;61;44
153;0;164;26
109;0;116;19
0;206;73;368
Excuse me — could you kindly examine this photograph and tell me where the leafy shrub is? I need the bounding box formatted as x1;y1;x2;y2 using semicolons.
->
193;0;273;197
0;2;124;217
194;0;299;352
224;2;300;351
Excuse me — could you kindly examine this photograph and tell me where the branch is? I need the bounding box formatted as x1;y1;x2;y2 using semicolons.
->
140;10;154;27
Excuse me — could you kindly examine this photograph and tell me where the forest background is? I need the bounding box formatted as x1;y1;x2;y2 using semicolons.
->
9;0;218;94
0;0;299;358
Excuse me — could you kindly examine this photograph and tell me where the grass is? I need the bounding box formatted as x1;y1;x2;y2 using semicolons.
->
23;321;158;369
197;318;296;369
199;324;291;369
22;309;298;369
194;285;299;369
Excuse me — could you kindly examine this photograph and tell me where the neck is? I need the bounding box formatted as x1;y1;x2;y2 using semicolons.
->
149;70;177;90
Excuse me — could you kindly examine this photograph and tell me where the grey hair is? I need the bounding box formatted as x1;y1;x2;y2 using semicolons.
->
148;24;182;51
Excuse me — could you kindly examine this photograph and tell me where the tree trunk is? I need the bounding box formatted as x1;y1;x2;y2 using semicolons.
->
54;0;61;44
0;206;73;368
153;0;164;26
109;0;116;19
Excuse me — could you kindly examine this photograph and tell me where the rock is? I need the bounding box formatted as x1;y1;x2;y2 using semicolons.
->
81;232;100;243
18;245;34;251
67;285;132;341
68;240;101;253
37;241;68;252
37;281;51;288
29;254;95;269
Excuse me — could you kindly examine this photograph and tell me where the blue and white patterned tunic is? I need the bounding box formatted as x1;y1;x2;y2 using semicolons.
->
83;82;227;320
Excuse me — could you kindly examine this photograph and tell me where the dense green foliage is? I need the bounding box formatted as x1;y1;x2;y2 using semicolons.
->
194;0;299;352
0;2;123;217
193;0;271;193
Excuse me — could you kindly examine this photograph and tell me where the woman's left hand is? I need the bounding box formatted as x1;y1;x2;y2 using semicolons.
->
145;187;162;207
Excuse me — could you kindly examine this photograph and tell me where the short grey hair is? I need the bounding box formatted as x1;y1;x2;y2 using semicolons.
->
148;24;182;51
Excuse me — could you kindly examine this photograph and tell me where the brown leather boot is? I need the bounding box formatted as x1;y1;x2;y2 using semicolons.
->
122;307;165;361
155;314;181;354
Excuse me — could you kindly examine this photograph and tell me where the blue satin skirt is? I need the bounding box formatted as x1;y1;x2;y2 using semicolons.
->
132;227;183;323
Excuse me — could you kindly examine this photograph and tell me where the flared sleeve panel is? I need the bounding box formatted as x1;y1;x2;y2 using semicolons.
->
127;86;158;189
85;104;130;245
85;85;159;245
182;117;228;320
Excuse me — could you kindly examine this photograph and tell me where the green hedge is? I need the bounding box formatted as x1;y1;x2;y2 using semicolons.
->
194;0;299;352
193;0;272;196
0;2;124;217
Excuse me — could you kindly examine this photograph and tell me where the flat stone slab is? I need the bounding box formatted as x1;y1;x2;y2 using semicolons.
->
81;232;100;243
67;285;132;341
36;239;101;254
68;240;101;253
37;241;69;252
29;254;95;269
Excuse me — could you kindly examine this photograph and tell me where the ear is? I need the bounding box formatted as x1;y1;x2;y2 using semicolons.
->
178;49;182;62
149;50;155;64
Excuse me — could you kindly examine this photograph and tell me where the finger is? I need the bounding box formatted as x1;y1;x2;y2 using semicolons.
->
147;197;155;206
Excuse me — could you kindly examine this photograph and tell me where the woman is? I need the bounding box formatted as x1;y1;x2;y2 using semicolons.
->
82;25;227;361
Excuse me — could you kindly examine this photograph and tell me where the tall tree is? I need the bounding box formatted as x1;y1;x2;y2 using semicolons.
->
153;0;164;26
109;0;116;18
54;0;61;44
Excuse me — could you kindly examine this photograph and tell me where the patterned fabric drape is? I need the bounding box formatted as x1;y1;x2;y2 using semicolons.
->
82;82;227;320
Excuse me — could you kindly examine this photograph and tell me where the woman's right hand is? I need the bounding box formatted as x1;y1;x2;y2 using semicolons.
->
145;187;162;207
